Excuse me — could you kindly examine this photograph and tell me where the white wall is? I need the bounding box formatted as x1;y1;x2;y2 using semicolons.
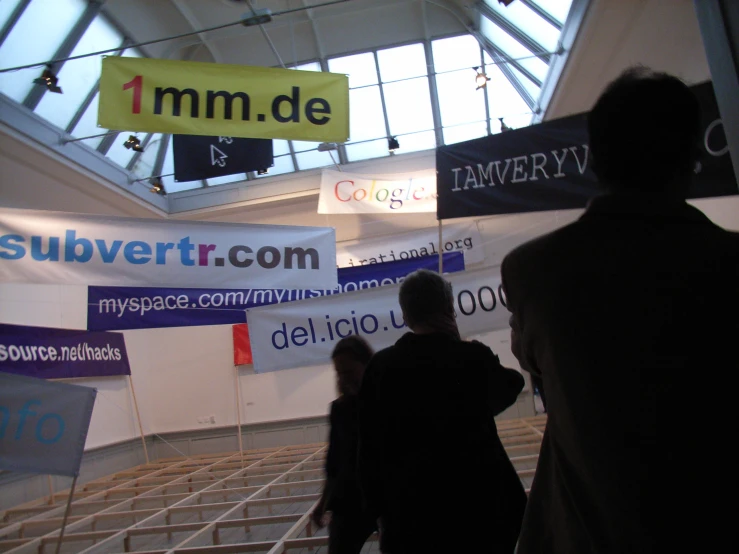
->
3;189;739;449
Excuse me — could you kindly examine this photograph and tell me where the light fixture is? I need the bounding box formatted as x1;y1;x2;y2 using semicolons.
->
149;177;165;195
257;168;269;175
123;135;144;152
241;7;272;26
317;142;337;152
498;0;516;6
33;66;62;94
388;136;400;152
499;117;512;132
473;66;490;90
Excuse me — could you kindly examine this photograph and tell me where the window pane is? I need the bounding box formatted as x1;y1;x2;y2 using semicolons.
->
328;53;377;89
76;50;140;139
106;133;143;168
530;0;573;25
165;179;202;193
484;63;532;119
0;0;25;29
131;134;163;178
295;149;335;171
0;0;86;102
254;154;294;177
35;15;122;129
443;122;488;145
480;17;549;83
272;139;290;157
383;77;434;136
207;173;246;186
347;86;386;143
394;130;436;154
70;92;106;147
377;43;427;82
482;0;560;51
292;140;322;153
432;35;482;73
344;138;391;163
293;61;321;72
508;63;542;102
436;68;487;127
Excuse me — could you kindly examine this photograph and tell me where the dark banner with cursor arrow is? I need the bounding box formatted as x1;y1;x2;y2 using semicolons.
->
172;134;274;182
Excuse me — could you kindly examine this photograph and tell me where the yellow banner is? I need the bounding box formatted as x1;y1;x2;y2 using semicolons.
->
98;57;349;142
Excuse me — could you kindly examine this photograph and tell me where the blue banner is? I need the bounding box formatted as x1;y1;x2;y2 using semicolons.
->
0;324;131;379
1;372;97;476
88;253;465;331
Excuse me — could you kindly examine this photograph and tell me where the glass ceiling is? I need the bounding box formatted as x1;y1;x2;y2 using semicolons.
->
0;0;574;199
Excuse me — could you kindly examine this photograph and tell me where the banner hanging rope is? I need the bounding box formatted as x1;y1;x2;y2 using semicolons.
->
128;375;150;464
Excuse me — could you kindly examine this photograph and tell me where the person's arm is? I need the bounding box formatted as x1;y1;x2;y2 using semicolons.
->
502;254;541;377
486;348;526;416
357;358;384;522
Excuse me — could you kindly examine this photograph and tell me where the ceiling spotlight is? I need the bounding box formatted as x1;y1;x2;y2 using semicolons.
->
473;66;490;90
33;66;62;94
388;136;400;153
123;135;144;152
241;7;272;26
149;178;166;195
499;117;512;132
257;168;269;175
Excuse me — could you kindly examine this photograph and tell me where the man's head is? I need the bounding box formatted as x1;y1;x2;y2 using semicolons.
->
331;335;373;396
588;67;701;195
399;269;455;332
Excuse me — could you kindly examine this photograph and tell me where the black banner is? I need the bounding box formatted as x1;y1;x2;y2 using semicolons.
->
173;135;273;181
436;82;737;220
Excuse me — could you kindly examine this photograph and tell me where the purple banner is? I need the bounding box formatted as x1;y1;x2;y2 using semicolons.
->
0;324;131;379
87;253;465;331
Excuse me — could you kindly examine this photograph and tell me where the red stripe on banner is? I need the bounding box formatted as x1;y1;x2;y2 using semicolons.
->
232;323;253;365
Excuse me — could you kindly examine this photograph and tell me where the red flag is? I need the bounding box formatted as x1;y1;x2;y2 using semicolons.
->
232;323;253;366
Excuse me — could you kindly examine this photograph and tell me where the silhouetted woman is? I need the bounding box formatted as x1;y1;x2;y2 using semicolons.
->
312;335;377;554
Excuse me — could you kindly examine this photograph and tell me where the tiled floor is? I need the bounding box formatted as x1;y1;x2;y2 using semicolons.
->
0;416;546;554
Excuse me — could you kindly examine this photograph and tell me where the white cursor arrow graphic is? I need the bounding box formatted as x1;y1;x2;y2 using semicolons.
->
210;144;228;167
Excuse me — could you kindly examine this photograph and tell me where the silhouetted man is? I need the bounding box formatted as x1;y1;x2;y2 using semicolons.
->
503;68;739;553
359;269;526;553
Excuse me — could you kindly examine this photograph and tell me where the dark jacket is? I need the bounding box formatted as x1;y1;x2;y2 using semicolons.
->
325;396;364;513
502;194;739;553
358;332;526;553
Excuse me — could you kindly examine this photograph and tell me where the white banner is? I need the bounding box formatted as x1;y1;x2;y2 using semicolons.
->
318;169;437;214
247;266;507;373
336;221;484;267
0;208;337;289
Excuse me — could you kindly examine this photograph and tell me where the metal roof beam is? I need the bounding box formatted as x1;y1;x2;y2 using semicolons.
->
488;47;537;112
476;0;551;64
479;34;542;88
0;0;31;48
422;1;444;147
519;0;563;31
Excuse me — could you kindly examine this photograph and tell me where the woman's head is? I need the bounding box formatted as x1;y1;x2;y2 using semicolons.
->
398;269;458;338
331;335;374;396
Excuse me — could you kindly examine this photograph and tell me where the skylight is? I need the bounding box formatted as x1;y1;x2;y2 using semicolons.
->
0;0;579;206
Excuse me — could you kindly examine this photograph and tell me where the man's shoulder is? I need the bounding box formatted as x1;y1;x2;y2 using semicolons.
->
364;342;401;375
